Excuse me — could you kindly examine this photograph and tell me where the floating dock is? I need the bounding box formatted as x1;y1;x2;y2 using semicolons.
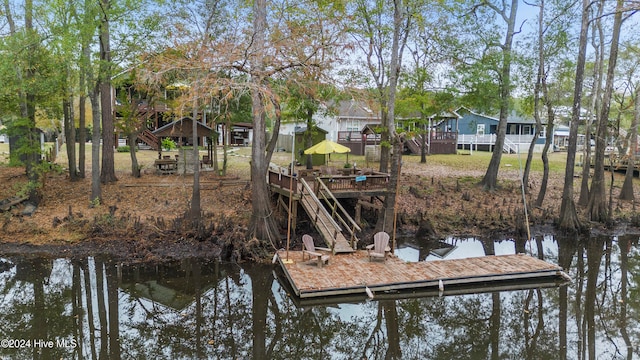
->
275;250;570;299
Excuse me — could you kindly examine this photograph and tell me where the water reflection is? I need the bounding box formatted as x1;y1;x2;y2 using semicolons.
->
0;235;638;359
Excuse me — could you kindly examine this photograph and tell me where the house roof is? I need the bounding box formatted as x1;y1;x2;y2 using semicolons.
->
294;125;328;134
335;100;381;119
429;109;461;120
231;122;253;129
152;117;213;137
456;107;539;124
456;106;499;122
361;123;382;135
554;125;570;136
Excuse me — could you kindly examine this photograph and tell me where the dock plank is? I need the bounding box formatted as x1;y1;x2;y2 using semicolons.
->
276;251;568;298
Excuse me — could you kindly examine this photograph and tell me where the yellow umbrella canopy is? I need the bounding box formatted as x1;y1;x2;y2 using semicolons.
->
303;139;351;155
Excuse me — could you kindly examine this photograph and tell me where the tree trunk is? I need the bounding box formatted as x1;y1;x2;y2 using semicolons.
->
584;237;604;360
247;0;280;252
579;3;604;206
247;265;273;360
376;0;404;236
378;141;402;233
128;134;140;178
81;260;98;360
78;94;86;178
619;88;639;200
213;119;219;173
78;3;92;179
95;257;108;358
558;0;590;231
479;0;518;191
64;97;79;181
99;0;117;184
522;132;538;195
305;108;313;169
587;0;623;223
105;261;121;359
190;104;201;222
556;235;576;360
379;108;390;174
383;300;402;359
535;123;553;207
223;117;230;175
534;1;555;208
7;0;41;200
90;89;102;204
525;2;545;196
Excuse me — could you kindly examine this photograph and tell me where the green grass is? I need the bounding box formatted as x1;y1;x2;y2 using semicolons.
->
266;146;568;175
0;143;8;164
3;140;568;177
420;151;568;174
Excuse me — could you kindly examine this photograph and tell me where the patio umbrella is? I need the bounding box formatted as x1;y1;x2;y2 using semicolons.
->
303;139;351;164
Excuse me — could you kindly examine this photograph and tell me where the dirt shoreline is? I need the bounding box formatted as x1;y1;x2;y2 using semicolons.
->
2;162;639;263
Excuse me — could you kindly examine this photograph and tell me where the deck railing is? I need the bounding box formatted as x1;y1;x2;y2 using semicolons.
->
317;173;389;192
267;170;297;193
315;178;361;248
458;134;535;153
299;178;343;251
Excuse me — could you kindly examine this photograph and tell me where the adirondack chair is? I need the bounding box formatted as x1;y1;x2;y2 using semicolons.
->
366;232;390;262
302;234;331;267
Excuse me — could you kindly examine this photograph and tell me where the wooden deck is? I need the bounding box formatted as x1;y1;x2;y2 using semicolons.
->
275;251;569;299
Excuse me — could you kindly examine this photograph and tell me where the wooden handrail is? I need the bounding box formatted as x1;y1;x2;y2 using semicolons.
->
299;178;343;249
315;178;361;247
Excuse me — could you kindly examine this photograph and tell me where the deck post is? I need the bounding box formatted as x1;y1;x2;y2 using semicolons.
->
291;199;297;236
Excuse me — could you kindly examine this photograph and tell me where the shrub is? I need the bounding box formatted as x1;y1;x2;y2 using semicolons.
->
117;146;130;153
162;138;176;151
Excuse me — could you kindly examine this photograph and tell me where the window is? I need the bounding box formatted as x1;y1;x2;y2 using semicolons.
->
477;124;485;136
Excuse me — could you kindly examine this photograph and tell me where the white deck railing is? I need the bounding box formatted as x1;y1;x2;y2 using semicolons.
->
458;134;537;153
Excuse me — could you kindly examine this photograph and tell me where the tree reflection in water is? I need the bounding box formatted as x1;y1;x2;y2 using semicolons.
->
0;234;637;359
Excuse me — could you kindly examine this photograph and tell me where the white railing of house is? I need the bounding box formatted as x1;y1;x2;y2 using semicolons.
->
458;134;536;153
458;134;496;145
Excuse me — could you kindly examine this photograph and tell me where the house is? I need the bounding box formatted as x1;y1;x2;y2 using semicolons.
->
279;100;381;143
435;107;548;153
217;122;252;147
278;100;381;156
553;125;593;151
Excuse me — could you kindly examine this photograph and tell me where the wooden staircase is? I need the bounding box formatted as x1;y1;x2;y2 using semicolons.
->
405;137;422;154
138;129;159;150
298;178;357;253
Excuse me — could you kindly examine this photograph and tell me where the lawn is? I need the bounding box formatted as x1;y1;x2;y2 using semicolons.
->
2;141;568;178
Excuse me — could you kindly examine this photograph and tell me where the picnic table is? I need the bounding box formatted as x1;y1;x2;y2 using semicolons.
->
155;158;178;174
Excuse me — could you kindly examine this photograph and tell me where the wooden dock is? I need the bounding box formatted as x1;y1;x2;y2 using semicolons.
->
275;250;570;299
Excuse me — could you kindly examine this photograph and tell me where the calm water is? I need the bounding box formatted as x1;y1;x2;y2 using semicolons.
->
0;234;638;360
